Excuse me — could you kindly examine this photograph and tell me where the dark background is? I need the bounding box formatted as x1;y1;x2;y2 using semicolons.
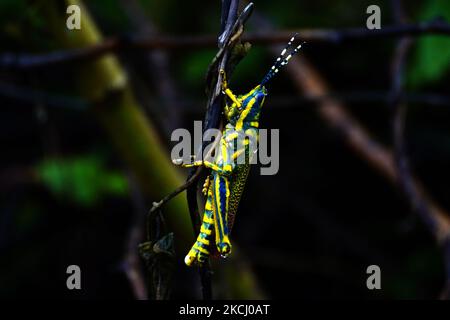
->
0;0;449;299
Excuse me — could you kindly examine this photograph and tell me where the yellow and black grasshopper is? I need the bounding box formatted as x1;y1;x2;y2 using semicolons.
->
174;35;305;266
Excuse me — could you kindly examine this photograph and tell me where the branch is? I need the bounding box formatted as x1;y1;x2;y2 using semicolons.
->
284;47;450;245
389;0;450;299
147;167;202;238
2;18;450;70
123;173;148;300
120;0;182;135
185;1;253;300
251;6;450;297
3;82;450;111
0;82;88;110
140;0;254;300
26;0;262;301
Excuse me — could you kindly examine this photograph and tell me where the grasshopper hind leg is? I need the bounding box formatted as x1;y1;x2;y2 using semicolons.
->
212;175;232;258
184;186;215;266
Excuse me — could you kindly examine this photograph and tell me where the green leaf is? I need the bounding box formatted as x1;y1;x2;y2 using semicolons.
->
408;0;450;87
36;154;128;206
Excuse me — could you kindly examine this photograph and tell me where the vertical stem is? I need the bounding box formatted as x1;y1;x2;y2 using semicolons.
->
43;0;262;299
188;0;242;300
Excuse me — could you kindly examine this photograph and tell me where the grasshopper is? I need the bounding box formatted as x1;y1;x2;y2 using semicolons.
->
174;35;305;266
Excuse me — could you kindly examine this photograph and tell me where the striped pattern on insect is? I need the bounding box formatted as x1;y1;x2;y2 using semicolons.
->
174;35;305;266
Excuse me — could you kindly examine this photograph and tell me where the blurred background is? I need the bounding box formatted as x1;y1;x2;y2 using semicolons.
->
1;0;450;299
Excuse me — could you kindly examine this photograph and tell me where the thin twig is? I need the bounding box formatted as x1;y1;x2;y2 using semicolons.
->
391;39;441;230
251;7;450;297
123;172;148;300
120;0;182;135
0;82;88;110
1;19;450;70
147;167;202;232
390;0;450;299
146;119;223;224
182;92;450;112
3;81;450;111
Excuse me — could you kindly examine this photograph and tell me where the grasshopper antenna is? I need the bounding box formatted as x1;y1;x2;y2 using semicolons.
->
260;34;305;86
